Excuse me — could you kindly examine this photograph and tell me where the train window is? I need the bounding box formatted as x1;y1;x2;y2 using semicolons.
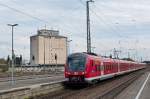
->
99;65;101;71
110;64;112;70
106;63;108;70
104;63;106;70
107;63;110;70
98;62;101;71
107;65;108;70
100;62;104;71
94;60;100;71
96;65;100;71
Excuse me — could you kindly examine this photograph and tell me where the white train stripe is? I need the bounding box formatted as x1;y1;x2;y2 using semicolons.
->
85;67;145;82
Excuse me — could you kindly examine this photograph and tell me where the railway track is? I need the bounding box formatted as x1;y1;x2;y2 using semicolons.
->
30;66;149;99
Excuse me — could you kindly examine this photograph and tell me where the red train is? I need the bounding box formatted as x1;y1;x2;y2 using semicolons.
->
64;52;146;83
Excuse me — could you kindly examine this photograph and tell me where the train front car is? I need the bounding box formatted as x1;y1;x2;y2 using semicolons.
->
65;53;87;83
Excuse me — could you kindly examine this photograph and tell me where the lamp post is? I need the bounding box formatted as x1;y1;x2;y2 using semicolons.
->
7;24;18;85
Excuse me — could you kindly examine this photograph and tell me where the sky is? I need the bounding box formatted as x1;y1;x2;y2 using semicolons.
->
0;0;150;61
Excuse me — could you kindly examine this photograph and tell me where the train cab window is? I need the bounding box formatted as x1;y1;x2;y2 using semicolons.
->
67;54;86;71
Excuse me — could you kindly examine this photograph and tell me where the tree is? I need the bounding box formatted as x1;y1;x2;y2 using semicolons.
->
20;55;22;65
0;58;8;72
122;58;134;61
6;55;10;65
0;58;6;64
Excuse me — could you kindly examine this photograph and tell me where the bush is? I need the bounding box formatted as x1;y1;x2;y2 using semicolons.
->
0;65;8;72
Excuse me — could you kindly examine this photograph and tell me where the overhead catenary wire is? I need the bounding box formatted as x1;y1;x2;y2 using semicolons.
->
1;1;126;54
0;1;120;40
78;0;127;57
0;3;50;24
78;0;117;54
93;3;131;39
92;4;124;37
0;2;75;34
78;0;124;38
92;2;137;57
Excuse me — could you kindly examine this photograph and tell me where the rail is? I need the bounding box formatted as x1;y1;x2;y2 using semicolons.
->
31;68;147;99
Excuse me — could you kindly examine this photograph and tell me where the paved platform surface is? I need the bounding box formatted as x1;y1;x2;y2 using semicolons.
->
0;73;64;91
115;71;150;99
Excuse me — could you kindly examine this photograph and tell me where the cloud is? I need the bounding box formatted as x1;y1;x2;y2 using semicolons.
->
0;0;150;60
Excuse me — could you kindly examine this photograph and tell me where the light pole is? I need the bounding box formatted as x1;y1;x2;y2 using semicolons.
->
7;24;18;85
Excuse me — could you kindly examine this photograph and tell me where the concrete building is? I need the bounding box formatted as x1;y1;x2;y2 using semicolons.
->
30;29;67;66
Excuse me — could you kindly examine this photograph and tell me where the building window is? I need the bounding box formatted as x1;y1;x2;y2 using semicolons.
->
32;56;35;61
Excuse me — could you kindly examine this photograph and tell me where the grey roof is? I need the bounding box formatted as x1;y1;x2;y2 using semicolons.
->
30;29;67;39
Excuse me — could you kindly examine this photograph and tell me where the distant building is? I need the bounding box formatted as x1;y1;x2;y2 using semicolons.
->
14;55;22;66
30;29;67;66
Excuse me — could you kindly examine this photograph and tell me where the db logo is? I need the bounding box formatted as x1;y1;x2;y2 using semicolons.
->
74;72;78;75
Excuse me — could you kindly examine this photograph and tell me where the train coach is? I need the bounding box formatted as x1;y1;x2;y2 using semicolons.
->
64;52;146;83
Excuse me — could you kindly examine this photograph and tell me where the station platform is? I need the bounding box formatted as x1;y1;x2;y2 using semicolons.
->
115;71;150;99
0;74;64;91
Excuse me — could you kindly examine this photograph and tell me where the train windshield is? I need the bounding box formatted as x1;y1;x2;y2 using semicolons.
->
67;54;86;71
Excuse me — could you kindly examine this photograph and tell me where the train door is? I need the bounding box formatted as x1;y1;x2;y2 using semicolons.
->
95;60;101;76
103;62;107;75
89;59;97;77
117;60;120;72
93;60;99;77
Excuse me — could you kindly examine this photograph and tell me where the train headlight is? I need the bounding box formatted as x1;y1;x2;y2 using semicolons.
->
82;72;85;75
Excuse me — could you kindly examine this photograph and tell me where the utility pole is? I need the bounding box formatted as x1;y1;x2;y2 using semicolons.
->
86;0;94;53
7;24;18;85
43;36;46;72
43;25;46;73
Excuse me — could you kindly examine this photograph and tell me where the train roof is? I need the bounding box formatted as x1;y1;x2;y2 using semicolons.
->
68;52;143;64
